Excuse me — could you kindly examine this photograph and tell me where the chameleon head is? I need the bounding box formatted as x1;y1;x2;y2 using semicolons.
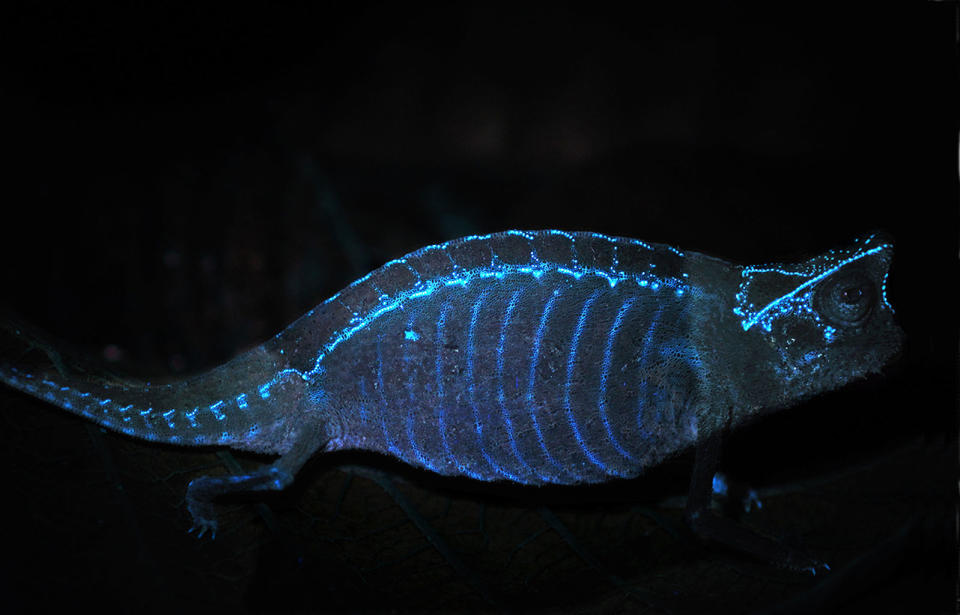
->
730;232;904;415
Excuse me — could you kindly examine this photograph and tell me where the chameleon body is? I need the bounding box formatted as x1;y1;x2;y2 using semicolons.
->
0;230;902;548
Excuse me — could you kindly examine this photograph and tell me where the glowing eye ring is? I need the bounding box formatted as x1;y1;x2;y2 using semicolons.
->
814;269;876;327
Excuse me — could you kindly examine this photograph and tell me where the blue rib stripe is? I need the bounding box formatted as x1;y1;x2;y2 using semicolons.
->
637;301;665;437
376;339;402;458
437;301;476;477
404;311;436;471
598;296;638;462
527;289;576;480
357;377;369;425
498;289;539;482
564;289;622;476
468;290;517;480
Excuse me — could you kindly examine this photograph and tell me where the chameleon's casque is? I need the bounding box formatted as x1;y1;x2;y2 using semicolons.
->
0;230;903;544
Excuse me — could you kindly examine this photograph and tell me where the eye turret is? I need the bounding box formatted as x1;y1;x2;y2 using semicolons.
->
814;269;876;327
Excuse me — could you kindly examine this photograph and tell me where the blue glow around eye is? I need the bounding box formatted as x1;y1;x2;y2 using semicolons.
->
734;241;893;339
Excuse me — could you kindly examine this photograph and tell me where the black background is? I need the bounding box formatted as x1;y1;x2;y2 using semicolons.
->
0;4;956;614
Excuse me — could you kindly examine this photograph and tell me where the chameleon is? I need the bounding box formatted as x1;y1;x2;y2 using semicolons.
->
0;229;902;571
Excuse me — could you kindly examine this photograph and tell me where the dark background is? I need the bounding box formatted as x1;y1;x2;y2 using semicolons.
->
0;4;956;614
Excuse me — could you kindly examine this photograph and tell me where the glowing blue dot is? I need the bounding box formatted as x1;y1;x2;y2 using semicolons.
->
712;473;728;497
404;330;420;341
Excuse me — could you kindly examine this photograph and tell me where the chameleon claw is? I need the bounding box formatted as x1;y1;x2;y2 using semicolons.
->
743;489;762;513
796;557;830;576
188;519;218;540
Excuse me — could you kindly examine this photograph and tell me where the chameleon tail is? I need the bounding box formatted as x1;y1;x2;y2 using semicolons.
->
0;316;299;453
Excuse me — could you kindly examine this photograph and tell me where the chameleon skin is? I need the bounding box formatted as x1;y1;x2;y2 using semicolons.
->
0;230;903;536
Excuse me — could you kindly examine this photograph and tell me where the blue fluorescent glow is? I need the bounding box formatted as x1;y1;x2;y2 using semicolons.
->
295;232;689;392
556;266;584;280
528;290;576;480
405;395;434;472
357;377;369;425
1;230;695;457
403;311;439;472
736;242;893;332
712;473;728;497
209;401;226;421
563;289;614;474
467;290;516;480
375;339;402;458
598;297;637;463
547;229;576;241
881;270;893;313
636;303;664;439
824;326;837;343
505;229;535;240
435;302;481;479
497;289;538;481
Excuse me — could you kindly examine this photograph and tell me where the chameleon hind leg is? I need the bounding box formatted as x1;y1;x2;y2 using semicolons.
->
684;432;830;574
186;417;328;538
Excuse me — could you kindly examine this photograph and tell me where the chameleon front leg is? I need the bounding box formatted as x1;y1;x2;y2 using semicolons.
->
186;416;328;538
684;431;830;574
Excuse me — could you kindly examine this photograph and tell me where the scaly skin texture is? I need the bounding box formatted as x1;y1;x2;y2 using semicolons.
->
0;230;902;560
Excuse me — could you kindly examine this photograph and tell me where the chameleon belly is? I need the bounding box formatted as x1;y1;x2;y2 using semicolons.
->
323;271;701;484
300;230;714;485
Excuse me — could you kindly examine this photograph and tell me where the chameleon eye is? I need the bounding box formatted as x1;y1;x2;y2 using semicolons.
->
838;285;863;305
814;270;876;327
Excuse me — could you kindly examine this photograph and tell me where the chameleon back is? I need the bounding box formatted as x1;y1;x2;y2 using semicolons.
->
298;231;725;484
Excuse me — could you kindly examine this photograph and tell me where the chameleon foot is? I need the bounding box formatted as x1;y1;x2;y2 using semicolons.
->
186;476;220;539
